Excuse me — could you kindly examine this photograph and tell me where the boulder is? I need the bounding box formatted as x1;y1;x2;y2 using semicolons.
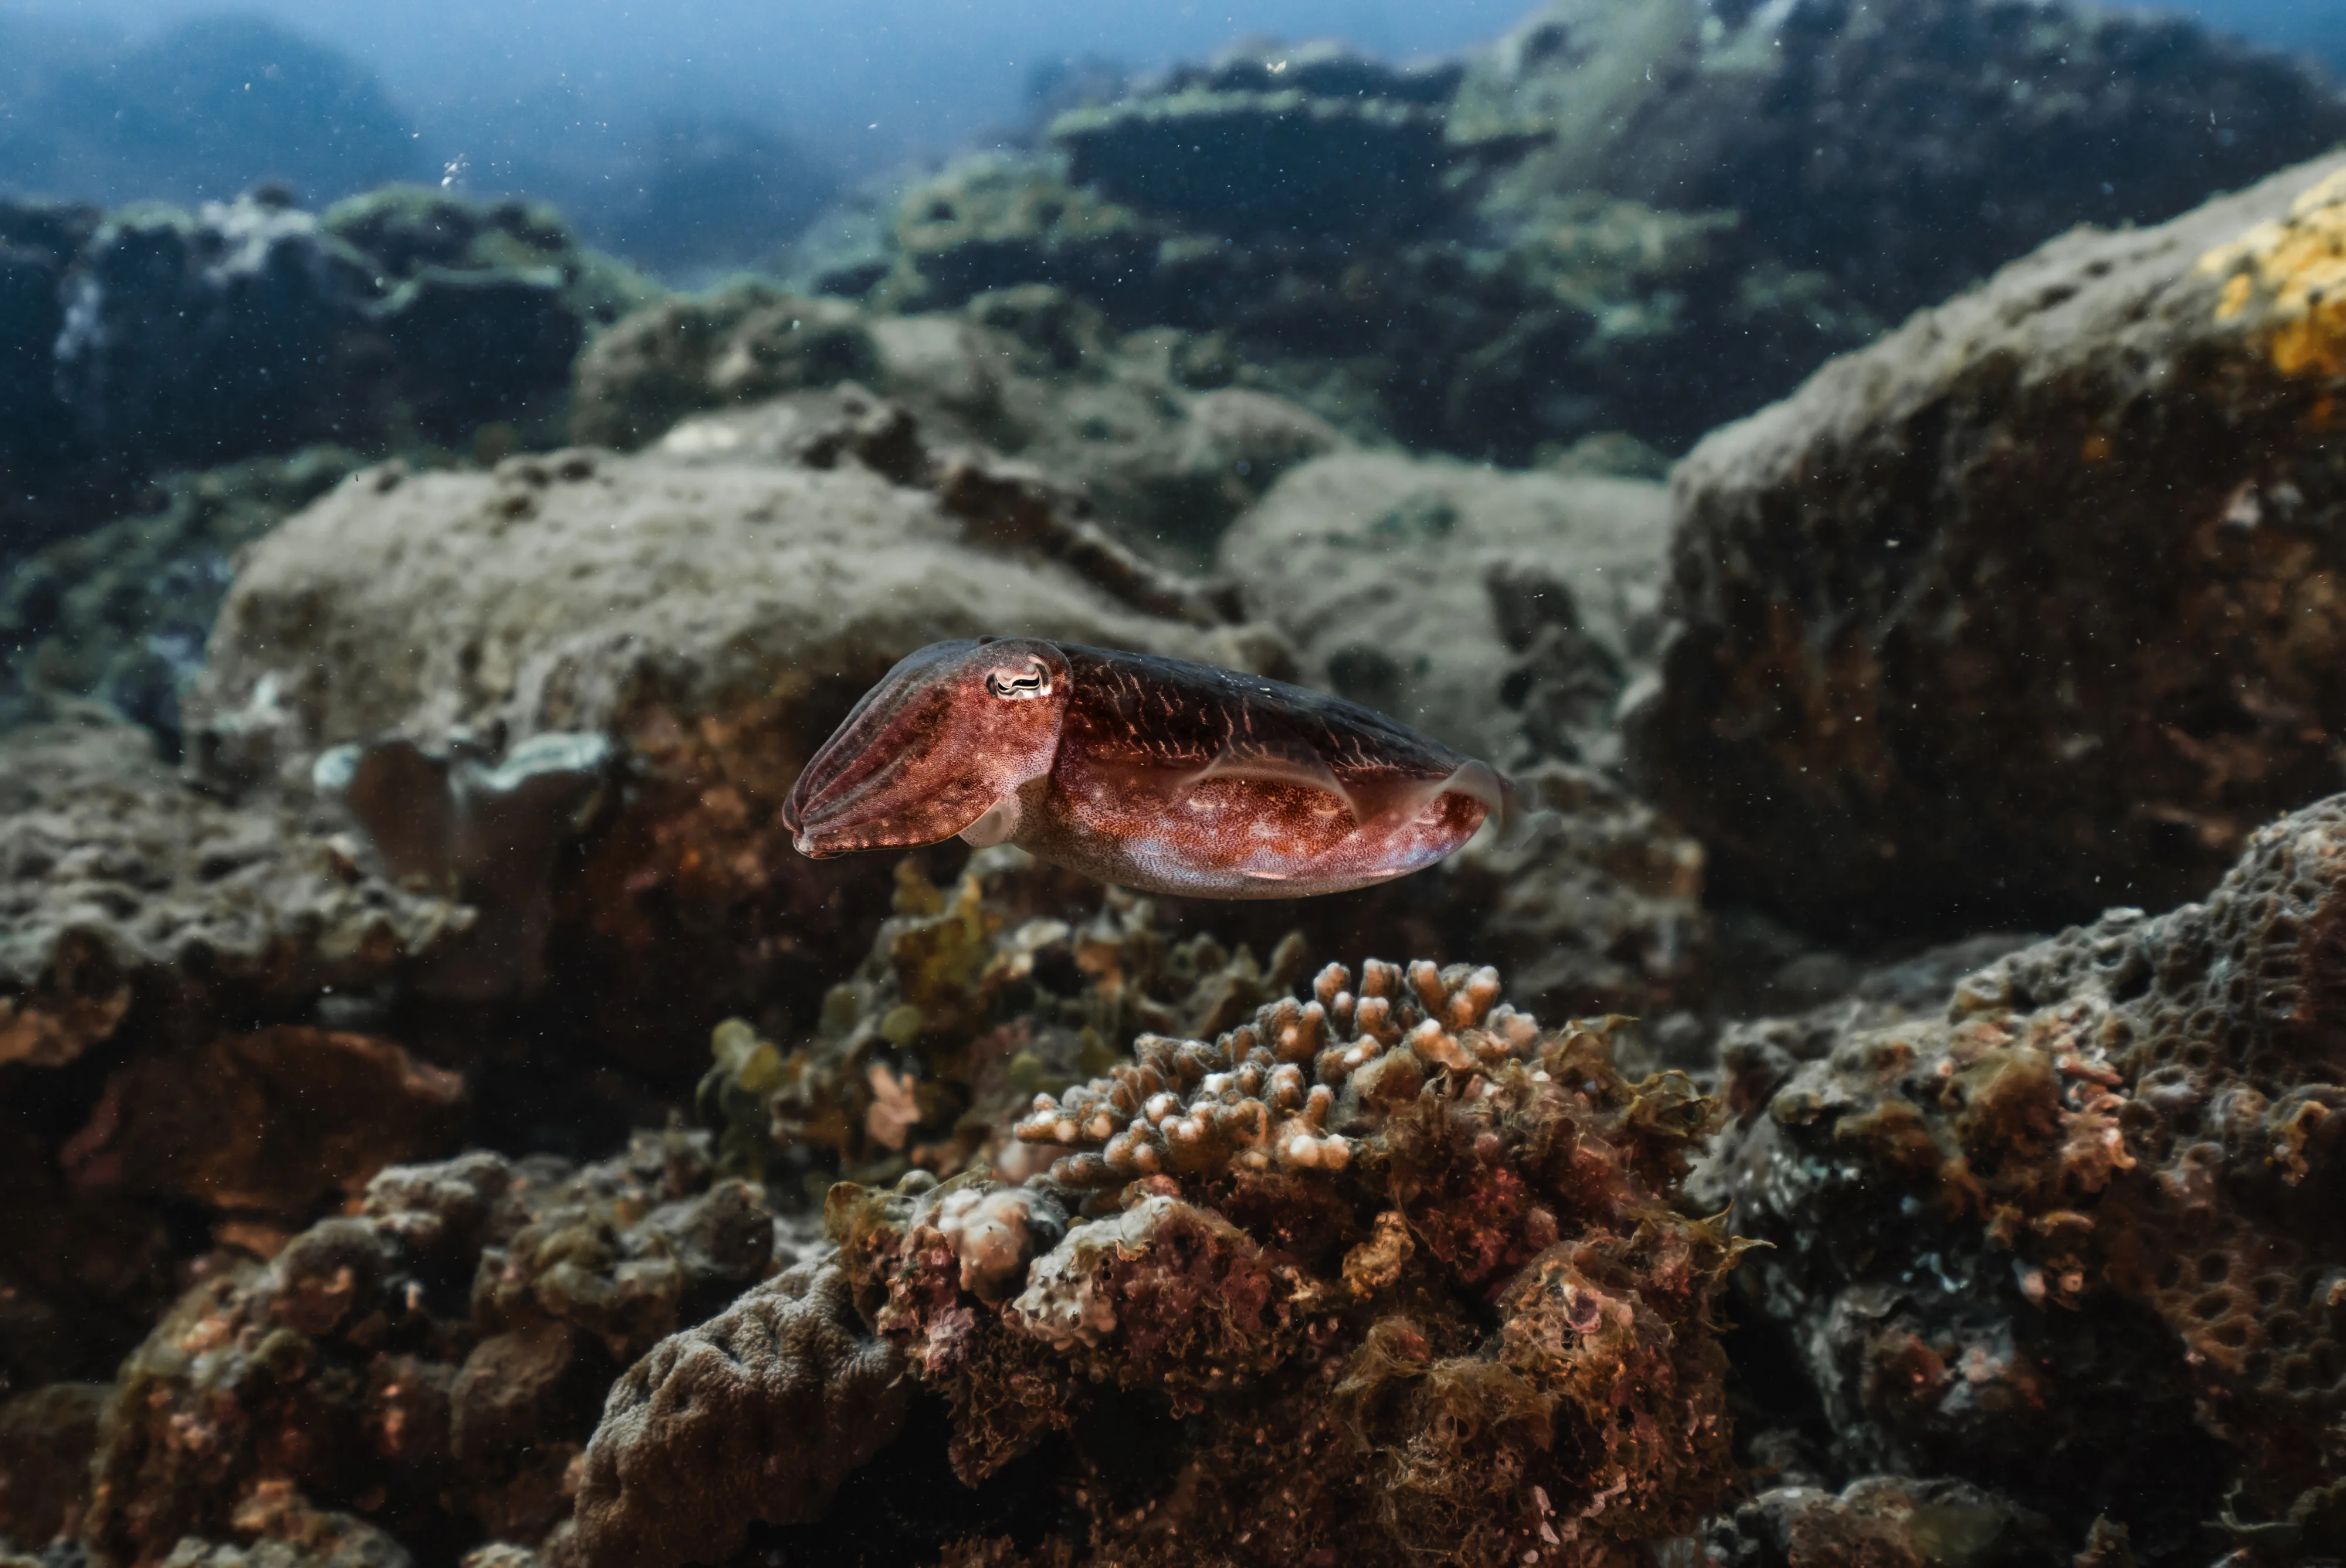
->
1219;450;1672;769
1630;151;2346;937
1692;791;2346;1556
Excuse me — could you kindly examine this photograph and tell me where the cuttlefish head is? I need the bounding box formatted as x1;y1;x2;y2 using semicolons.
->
782;637;1071;858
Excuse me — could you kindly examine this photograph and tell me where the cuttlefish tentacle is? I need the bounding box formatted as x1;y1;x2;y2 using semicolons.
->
781;639;1514;900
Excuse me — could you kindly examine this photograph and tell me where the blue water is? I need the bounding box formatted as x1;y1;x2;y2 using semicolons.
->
1;0;2338;275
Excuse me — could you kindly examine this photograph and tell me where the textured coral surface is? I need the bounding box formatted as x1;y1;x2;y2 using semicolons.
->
1698;792;2346;1561
1633;150;2346;938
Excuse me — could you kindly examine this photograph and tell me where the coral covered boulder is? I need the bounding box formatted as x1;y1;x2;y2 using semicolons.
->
1632;150;2346;937
801;960;1740;1567
1695;789;2346;1558
84;1130;799;1564
1455;0;2346;321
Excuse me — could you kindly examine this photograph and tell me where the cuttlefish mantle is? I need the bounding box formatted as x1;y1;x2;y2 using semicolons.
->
779;638;1517;899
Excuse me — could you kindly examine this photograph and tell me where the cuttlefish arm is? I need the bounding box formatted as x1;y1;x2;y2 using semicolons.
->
781;638;1070;857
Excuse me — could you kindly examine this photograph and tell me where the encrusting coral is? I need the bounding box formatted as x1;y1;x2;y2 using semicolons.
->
795;958;1742;1568
1696;790;2346;1562
81;1127;808;1566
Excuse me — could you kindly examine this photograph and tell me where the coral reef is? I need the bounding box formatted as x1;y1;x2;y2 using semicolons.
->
82;1128;801;1566
1694;790;2346;1558
794;963;1740;1568
1631;150;2346;939
15;9;2346;1567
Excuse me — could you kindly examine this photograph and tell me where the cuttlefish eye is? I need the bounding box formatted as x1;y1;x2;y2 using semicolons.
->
985;659;1053;700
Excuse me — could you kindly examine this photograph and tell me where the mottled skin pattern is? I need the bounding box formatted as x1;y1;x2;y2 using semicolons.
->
781;639;1511;898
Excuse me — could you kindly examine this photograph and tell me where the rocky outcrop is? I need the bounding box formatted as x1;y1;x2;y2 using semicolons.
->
3;189;655;557
1693;790;2346;1559
84;1131;805;1565
863;151;1881;465
0;714;465;1073
1050;42;1467;239
595;966;1738;1568
1218;450;1671;770
1631;151;2346;938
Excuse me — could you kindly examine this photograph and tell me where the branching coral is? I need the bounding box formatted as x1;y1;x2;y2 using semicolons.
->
697;849;1306;1196
821;958;1741;1568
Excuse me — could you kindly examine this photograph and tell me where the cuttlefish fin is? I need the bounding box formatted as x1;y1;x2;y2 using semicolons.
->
1190;749;1518;834
1446;759;1521;837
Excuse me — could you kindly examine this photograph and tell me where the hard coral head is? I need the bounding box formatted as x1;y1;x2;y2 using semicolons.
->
782;637;1070;858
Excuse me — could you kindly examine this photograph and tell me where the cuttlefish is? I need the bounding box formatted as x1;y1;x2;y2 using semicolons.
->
781;639;1516;898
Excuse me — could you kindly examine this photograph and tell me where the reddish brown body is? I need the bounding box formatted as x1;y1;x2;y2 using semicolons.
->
781;639;1513;898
